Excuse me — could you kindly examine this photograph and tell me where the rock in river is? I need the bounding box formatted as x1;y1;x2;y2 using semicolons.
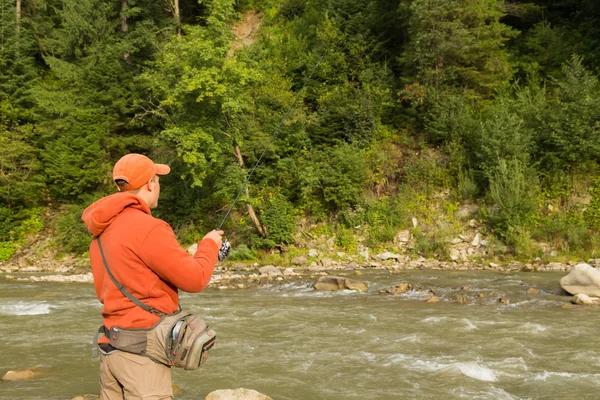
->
560;263;600;296
314;276;368;292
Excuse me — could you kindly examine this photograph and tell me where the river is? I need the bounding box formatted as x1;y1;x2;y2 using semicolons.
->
1;270;599;400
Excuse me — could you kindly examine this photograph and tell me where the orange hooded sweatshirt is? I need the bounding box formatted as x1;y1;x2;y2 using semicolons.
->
82;192;218;341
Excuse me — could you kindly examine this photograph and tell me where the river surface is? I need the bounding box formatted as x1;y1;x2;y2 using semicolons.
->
1;270;599;400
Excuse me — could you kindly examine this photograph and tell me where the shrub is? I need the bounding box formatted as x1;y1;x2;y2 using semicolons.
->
297;144;369;213
0;241;16;262
334;226;358;251
228;244;258;261
253;194;297;249
411;227;448;259
54;204;93;255
585;177;600;230
487;159;540;245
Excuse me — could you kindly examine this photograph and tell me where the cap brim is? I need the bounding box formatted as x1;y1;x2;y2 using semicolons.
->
155;164;171;175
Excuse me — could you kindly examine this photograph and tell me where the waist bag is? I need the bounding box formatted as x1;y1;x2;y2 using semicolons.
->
93;237;216;370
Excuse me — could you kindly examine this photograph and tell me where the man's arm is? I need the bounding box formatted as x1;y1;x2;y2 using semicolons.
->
138;222;221;292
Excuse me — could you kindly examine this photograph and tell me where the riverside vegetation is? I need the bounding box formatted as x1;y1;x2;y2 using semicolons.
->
2;0;600;270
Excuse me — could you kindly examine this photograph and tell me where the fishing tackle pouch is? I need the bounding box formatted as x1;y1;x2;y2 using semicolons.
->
97;310;216;370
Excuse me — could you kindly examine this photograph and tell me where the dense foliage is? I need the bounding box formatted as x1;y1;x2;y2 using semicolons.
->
1;0;600;260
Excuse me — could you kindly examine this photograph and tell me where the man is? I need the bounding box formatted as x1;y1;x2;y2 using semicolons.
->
82;153;223;400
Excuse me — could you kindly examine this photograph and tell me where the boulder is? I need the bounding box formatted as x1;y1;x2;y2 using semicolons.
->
290;256;307;266
571;293;600;306
560;263;600;296
376;252;400;261
205;388;272;400
2;368;37;381
314;276;368;292
258;265;282;277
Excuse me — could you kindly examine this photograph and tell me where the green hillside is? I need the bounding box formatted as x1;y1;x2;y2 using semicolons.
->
2;0;600;264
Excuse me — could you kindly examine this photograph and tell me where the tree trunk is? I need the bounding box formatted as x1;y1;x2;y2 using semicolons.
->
234;143;266;237
120;0;128;32
16;0;21;34
165;0;181;37
121;0;130;62
173;0;180;37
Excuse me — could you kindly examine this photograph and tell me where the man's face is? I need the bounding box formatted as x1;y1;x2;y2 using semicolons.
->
149;175;160;209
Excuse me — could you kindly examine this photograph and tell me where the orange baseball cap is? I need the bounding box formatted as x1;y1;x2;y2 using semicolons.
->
112;153;170;191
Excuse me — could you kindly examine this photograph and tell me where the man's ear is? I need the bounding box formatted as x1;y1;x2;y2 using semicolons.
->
147;176;158;192
146;178;155;192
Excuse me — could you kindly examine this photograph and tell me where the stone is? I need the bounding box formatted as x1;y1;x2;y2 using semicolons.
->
205;388;272;400
314;276;368;292
187;243;198;256
376;252;400;261
258;265;282;276
471;233;481;247
427;296;441;303
320;258;333;267
449;248;460;261
489;262;499;268
527;288;540;295
308;249;318;258
71;396;99;400
2;368;36;381
571;293;600;306
545;262;564;271
397;230;411;243
560;263;600;296
290;256;307;266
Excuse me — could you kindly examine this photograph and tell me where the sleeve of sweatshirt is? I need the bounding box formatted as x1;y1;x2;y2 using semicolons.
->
138;221;219;293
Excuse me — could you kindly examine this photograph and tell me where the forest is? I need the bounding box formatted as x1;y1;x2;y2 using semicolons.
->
1;0;600;264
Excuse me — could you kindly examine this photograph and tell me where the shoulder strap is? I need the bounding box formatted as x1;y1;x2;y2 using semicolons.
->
95;236;164;316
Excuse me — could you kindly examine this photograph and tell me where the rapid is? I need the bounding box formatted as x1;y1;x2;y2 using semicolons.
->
1;270;599;400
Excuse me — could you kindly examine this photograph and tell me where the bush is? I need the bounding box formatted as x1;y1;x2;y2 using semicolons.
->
487;159;540;245
253;194;297;249
334;226;358;251
296;144;369;213
585;177;600;230
228;244;257;261
54;204;92;255
0;241;16;262
411;227;448;259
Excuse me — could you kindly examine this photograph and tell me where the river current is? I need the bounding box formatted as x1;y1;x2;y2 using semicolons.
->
1;270;599;400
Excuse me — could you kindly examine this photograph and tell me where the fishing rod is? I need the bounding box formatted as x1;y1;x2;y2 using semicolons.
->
217;50;327;261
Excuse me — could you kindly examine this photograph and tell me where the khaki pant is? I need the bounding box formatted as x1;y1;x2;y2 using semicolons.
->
100;351;173;400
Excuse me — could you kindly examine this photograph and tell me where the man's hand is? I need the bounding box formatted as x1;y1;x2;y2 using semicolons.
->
203;230;224;249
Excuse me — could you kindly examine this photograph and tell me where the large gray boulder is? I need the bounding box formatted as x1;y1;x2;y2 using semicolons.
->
560;263;600;296
205;388;272;400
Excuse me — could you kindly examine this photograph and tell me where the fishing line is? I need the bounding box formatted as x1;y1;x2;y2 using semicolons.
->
217;50;327;231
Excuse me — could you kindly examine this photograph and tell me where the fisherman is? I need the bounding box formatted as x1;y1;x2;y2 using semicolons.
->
82;153;223;400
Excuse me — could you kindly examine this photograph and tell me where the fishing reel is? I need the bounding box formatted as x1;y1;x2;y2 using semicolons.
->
218;239;231;261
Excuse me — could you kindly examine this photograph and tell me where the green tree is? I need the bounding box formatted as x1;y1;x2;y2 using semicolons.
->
401;0;516;95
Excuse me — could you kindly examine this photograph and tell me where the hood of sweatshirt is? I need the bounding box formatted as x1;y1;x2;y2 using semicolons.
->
82;192;151;237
